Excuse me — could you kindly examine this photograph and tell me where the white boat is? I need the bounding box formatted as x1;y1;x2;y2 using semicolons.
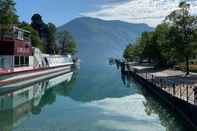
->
0;26;74;87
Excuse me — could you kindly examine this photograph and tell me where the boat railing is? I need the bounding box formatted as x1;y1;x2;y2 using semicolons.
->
0;25;31;42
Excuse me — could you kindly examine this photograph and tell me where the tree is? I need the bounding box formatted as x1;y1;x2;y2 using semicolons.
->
152;23;175;66
59;31;77;55
138;32;162;64
46;23;57;54
31;14;45;38
123;25;172;67
31;14;59;54
165;2;197;75
123;44;138;61
0;0;18;38
123;1;197;71
65;39;77;55
123;32;159;63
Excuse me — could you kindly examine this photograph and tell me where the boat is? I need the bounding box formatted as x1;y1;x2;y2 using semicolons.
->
0;26;74;88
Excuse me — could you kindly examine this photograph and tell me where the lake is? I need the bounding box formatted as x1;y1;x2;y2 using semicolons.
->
0;63;194;131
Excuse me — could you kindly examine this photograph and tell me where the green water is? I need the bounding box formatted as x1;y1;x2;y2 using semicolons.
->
0;64;194;131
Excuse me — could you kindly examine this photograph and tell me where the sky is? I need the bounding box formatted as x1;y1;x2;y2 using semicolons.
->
15;0;197;27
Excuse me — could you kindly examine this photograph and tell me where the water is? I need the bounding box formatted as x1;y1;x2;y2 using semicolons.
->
0;63;194;131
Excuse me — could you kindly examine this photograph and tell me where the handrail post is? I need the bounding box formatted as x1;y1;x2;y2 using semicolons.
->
180;85;182;98
173;83;175;95
193;86;197;105
186;85;189;102
146;72;147;80
152;75;154;82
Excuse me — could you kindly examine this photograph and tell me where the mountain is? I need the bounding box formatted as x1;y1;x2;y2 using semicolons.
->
58;17;153;66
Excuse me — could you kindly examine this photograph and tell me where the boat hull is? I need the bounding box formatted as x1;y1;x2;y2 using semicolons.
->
0;64;73;90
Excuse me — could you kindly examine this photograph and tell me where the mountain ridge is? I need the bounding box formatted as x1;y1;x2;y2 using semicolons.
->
58;17;154;65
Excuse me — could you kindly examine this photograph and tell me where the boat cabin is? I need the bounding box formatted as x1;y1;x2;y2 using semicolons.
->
0;26;33;73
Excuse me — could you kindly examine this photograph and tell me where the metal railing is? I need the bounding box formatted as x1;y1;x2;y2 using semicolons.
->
129;65;196;105
0;26;31;42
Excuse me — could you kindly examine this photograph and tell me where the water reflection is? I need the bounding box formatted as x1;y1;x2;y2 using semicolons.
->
0;71;74;131
66;65;137;102
0;60;195;131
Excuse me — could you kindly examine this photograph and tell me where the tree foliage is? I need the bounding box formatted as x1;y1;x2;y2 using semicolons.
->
31;13;77;55
65;39;77;55
31;14;58;54
31;14;46;38
166;1;197;74
59;31;77;55
46;23;58;54
139;32;160;62
0;0;18;38
123;44;137;61
123;2;197;73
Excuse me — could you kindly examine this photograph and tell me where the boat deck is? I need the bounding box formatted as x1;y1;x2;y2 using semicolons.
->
0;65;72;88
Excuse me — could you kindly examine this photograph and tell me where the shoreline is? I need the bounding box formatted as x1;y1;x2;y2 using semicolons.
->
124;63;197;129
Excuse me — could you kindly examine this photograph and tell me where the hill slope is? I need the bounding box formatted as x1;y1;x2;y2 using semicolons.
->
58;17;153;65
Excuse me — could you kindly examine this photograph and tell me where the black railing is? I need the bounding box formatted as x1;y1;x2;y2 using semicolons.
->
128;64;196;105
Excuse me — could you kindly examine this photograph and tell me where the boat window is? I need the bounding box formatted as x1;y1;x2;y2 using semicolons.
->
24;90;29;98
0;58;4;68
15;56;29;67
20;56;25;66
15;56;20;67
16;90;29;100
16;30;24;40
25;56;29;66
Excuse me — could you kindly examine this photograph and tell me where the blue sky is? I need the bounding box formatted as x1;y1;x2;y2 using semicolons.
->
15;0;197;27
15;0;128;26
15;0;97;26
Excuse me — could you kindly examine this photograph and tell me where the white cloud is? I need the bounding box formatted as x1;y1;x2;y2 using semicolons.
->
82;0;197;27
